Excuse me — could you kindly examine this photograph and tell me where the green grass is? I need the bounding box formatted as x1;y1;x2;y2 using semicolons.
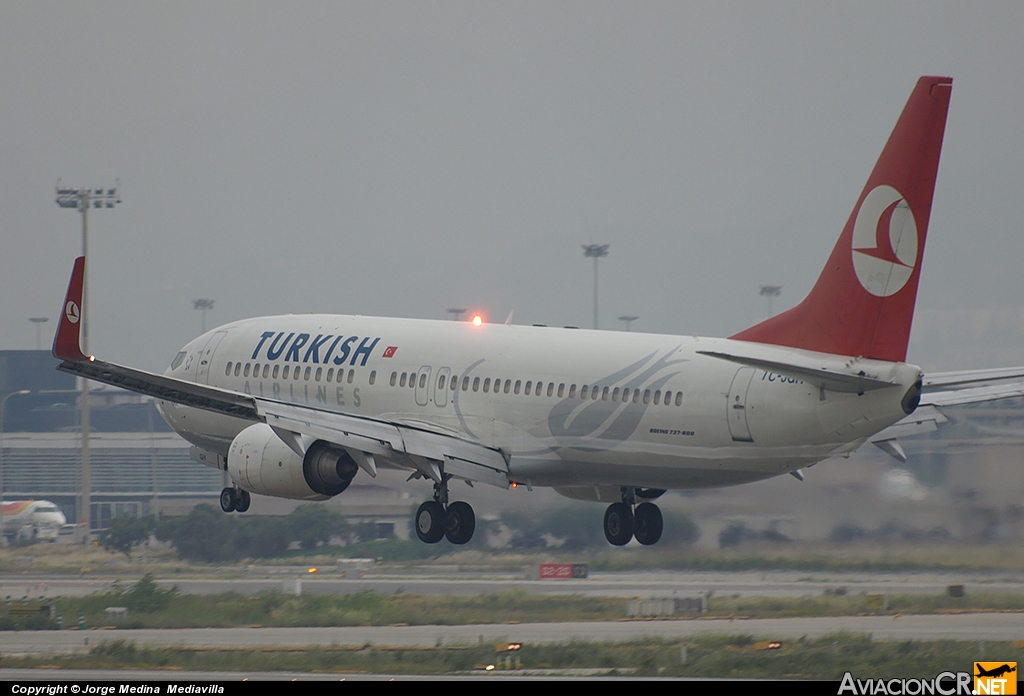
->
3;634;1019;678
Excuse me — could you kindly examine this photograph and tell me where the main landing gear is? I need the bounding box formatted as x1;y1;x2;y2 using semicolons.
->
604;488;663;546
220;487;251;513
414;475;476;545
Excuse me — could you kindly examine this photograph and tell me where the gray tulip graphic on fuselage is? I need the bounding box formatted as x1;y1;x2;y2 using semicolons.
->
547;349;688;451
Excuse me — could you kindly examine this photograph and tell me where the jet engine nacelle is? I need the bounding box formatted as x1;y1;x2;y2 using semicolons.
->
227;423;359;501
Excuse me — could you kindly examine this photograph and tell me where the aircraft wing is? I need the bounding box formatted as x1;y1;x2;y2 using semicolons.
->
867;366;1024;461
53;256;509;490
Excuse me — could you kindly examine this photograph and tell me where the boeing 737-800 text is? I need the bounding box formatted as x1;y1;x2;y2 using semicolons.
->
52;76;1024;546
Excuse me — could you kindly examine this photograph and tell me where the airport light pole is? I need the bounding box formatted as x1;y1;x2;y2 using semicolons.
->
55;180;121;537
446;308;467;322
193;299;215;334
618;315;639;332
28;318;49;351
0;390;31;519
582;244;609;330
759;285;782;317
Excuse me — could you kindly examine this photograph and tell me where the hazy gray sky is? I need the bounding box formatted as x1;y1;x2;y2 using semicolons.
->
3;2;1023;373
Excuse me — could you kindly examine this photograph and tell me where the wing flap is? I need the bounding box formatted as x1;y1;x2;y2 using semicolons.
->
923;366;1024;389
921;383;1024;407
258;401;510;488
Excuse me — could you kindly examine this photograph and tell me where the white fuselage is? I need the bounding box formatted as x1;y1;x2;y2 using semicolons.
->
158;315;920;492
1;501;68;540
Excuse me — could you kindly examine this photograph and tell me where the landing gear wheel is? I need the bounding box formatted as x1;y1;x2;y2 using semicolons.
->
415;501;446;544
444;501;476;545
604;502;635;546
219;487;236;513
234;489;251;513
633;502;663;545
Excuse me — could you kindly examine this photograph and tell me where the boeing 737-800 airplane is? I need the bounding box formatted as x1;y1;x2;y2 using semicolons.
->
51;76;1024;546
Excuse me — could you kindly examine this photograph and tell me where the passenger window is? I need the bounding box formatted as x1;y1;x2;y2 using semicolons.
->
225;362;232;376
243;364;251;378
601;387;609;401
369;370;376;385
263;364;270;379
282;365;290;380
664;390;672;405
514;380;521;395
294;366;301;380
347;369;354;384
438;375;446;390
450;376;457;390
633;390;640;404
612;387;620;401
483;378;491;393
234;363;241;377
654;390;661;405
400;373;407;388
273;365;280;379
253;363;261;377
419;373;426;389
621;388;629;402
557;383;564;397
315;367;323;381
524;381;532;395
462;376;470;391
504;380;511;394
569;384;576;398
643;389;650;404
473;377;480;392
548;383;554;397
390;371;397;387
580;385;588;399
304;367;311;381
327;368;334;382
675;392;683;407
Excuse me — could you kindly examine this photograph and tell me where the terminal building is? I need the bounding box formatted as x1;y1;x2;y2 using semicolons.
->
0;350;221;530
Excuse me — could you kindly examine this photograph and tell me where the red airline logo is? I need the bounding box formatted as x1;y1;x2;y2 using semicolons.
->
382;346;398;358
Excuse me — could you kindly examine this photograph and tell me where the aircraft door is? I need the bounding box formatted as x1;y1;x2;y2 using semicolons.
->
415;365;432;407
726;367;755;442
434;367;451;407
194;331;228;384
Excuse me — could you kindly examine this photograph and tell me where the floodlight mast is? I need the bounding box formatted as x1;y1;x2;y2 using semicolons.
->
759;284;782;317
582;244;609;330
193;299;215;333
28;318;49;351
55;179;121;537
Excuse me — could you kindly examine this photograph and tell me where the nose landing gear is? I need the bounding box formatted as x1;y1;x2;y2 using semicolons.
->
603;488;663;546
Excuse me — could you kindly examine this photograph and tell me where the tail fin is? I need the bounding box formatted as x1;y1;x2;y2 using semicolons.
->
53;256;89;362
731;76;952;362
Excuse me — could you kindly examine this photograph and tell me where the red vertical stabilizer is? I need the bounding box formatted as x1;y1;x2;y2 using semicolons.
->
731;76;952;362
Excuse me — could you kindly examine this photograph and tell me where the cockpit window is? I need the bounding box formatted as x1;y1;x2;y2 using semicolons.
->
170;351;187;370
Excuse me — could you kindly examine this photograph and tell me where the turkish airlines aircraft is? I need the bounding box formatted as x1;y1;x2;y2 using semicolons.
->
52;76;1024;546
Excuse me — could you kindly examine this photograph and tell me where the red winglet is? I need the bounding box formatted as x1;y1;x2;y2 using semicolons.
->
53;256;89;362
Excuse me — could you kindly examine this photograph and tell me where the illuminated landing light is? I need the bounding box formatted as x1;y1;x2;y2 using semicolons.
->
511;481;518;489
472;315;483;326
308;567;318;574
